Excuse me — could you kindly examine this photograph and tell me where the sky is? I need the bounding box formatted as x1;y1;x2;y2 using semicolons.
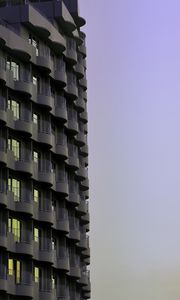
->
79;0;180;299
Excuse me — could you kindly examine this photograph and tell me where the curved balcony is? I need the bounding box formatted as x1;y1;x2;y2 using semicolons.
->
66;119;78;135
0;192;7;207
16;283;33;298
56;144;68;159
75;63;84;79
14;118;33;136
66;156;79;170
75;132;86;146
68;227;80;241
15;158;33;175
76;166;87;181
79;44;87;58
0;69;6;83
68;266;81;279
0;97;7;124
80;145;89;157
7;191;33;215
38;131;53;148
80;111;88;123
67;192;80;206
36;55;52;72
39;290;53;300
56;255;70;272
75;97;85;112
38;209;54;224
79;77;87;90
77;236;88;250
79;272;89;286
56;181;69;196
52;69;67;87
0;277;7;292
54;97;67;122
39;249;54;264
16;239;33;257
65;83;78;99
55;217;69;233
84;189;89;199
0;229;7;248
38;171;54;186
65;48;77;65
82;281;91;293
14;79;32;96
37;93;54;110
76;200;88;215
81;212;90;225
7;232;33;256
0;148;7;165
80;178;89;191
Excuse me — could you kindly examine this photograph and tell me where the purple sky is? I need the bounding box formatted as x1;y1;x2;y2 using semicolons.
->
79;0;180;299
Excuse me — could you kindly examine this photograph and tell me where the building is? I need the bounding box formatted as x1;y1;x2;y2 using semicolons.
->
0;0;90;299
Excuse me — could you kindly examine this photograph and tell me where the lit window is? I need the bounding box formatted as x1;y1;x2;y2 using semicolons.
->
33;189;39;203
8;138;20;160
33;113;38;124
16;260;21;284
52;237;56;250
8;99;20;120
34;267;39;283
52;275;56;289
33;76;37;86
29;35;39;56
8;259;13;275
34;227;39;243
33;151;39;164
6;59;19;80
8;218;21;242
8;178;21;202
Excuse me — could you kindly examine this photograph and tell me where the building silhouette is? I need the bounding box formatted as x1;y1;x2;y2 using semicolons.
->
0;0;90;299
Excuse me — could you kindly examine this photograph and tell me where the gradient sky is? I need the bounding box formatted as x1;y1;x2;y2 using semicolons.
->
79;0;180;299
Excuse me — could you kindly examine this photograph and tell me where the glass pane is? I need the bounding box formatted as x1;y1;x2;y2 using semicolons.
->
8;259;13;275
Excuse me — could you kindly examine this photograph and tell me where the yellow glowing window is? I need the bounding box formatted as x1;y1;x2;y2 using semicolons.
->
8;178;21;202
33;189;39;203
33;113;38;124
33;151;39;163
8;138;20;160
12;219;21;242
8;259;13;276
8;99;20;119
34;227;39;242
8;218;21;242
16;260;21;284
34;267;39;283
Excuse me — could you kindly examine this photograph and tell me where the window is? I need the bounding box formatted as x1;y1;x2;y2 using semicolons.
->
8;218;21;242
34;227;39;243
33;151;39;164
8;259;13;275
33;189;40;203
33;76;37;86
52;199;56;212
6;58;19;80
34;267;39;283
15;260;21;284
33;113;38;124
29;35;39;56
52;237;56;250
8;138;20;160
52;274;56;289
8;178;21;202
8;99;20;120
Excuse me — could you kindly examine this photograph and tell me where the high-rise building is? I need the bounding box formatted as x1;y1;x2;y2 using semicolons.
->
0;1;90;299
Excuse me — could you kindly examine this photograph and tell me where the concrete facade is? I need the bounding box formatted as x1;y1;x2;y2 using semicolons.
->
0;1;90;299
